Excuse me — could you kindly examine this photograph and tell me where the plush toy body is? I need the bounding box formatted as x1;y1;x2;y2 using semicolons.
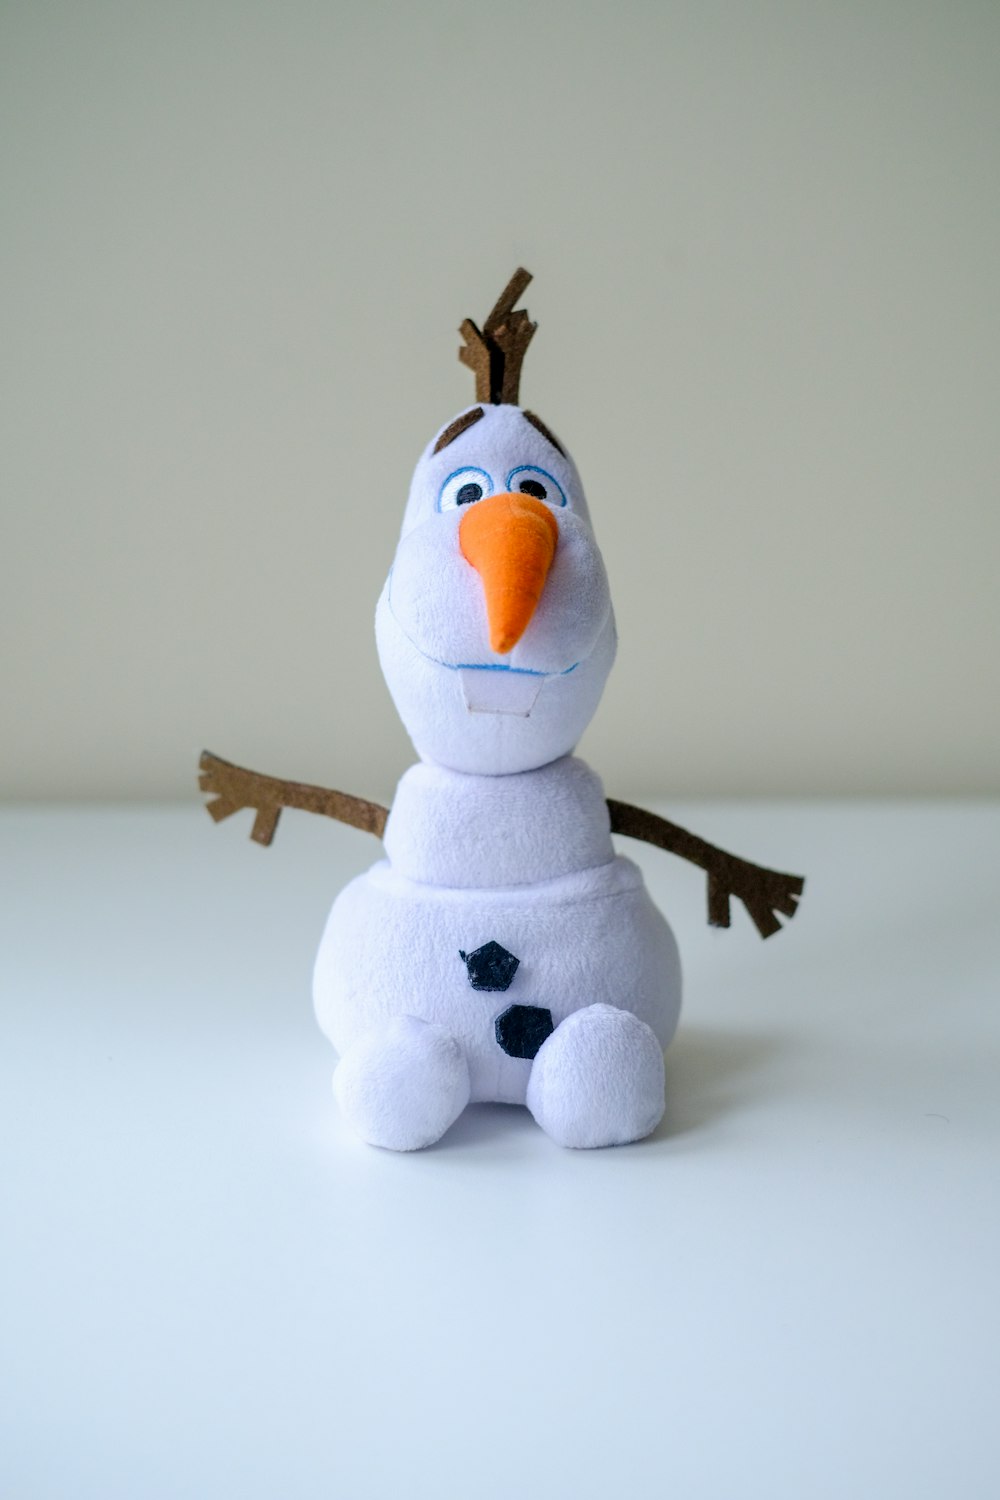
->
201;270;804;1151
314;756;681;1148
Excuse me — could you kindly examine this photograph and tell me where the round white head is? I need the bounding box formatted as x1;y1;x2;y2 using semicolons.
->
376;400;616;776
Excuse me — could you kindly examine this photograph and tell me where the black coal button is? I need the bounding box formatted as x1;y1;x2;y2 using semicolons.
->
459;941;520;993
495;1004;554;1060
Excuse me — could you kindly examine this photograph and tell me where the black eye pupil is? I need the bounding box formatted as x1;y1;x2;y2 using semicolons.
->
456;482;483;505
519;479;547;500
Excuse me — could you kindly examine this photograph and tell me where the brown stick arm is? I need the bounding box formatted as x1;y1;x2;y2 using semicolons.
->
199;750;388;847
606;799;805;940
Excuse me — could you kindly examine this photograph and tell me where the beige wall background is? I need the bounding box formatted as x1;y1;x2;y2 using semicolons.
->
2;0;997;804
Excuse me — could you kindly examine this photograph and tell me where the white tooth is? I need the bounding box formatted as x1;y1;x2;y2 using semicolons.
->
460;669;545;716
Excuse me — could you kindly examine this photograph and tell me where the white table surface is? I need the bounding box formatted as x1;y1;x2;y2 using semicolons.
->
2;799;998;1499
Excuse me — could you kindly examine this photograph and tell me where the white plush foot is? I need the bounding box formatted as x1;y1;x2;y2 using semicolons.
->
526;1003;665;1149
333;1015;471;1151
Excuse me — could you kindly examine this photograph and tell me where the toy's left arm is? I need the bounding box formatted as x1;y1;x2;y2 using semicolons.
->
607;799;805;940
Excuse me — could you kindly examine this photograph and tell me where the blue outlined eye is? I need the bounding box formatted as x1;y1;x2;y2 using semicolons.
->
506;465;567;507
439;466;494;511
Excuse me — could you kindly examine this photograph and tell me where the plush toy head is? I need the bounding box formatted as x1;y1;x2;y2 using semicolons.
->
376;270;616;776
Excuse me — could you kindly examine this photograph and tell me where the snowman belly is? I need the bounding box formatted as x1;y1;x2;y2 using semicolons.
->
313;854;681;1106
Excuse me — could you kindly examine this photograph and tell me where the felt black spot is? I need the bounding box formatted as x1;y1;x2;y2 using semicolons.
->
457;482;483;505
459;941;519;992
495;1004;554;1060
518;479;547;500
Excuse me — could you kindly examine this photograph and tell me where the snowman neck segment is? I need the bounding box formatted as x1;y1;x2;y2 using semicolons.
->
382;756;614;890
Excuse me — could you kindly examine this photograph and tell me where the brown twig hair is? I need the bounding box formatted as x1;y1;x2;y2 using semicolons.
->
459;268;537;405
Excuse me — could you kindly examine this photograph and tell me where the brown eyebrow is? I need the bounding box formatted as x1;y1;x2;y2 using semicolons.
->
522;411;566;457
433;406;485;454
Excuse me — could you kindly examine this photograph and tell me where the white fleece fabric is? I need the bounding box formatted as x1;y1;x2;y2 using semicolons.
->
376;403;617;778
333;1015;470;1152
383;755;614;888
376;593;617;777
400;403;593;538
386;503;610;680
526;1005;666;1148
318;400;683;1150
315;759;682;1114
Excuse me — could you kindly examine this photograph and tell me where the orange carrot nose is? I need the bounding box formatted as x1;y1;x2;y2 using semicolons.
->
459;492;559;655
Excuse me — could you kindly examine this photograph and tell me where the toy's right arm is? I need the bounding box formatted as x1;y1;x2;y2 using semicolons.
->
198;751;388;846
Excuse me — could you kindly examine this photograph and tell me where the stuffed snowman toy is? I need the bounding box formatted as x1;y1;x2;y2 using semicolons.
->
201;269;803;1151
